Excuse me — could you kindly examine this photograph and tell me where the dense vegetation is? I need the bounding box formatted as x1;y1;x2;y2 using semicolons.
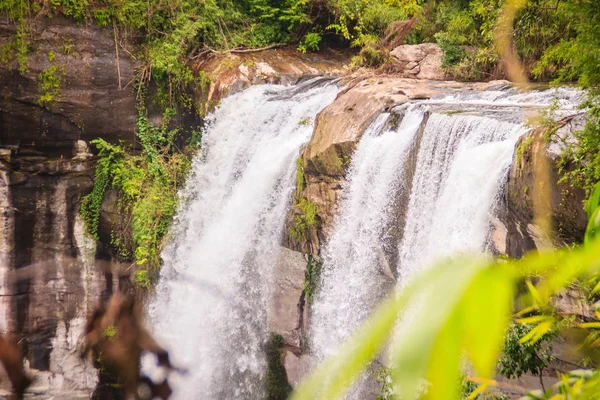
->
1;0;597;82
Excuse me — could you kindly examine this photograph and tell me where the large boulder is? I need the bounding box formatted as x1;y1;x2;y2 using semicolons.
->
390;43;446;80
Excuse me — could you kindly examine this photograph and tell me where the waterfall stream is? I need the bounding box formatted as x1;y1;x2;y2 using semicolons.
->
148;79;581;399
397;113;527;280
309;88;578;397
311;107;426;362
147;79;338;399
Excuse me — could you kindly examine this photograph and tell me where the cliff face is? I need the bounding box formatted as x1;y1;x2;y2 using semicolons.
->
0;15;141;396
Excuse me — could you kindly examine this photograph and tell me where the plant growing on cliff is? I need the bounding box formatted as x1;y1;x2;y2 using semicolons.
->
497;323;554;380
288;198;318;243
304;254;322;303
81;93;193;285
81;139;125;240
37;65;65;107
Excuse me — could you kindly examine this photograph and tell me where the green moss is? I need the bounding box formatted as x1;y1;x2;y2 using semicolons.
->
265;334;292;400
37;65;65;107
304;254;322;303
335;154;350;170
515;136;533;161
298;117;311;126
296;157;305;192
288;197;319;242
103;324;117;340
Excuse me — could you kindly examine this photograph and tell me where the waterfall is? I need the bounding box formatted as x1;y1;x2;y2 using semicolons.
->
309;104;529;397
311;107;426;361
397;113;527;280
147;79;338;399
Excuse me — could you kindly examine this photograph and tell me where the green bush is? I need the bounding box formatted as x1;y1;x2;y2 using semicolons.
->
298;32;322;53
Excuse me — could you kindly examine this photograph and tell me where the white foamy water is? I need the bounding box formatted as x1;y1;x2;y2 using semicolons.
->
311;108;426;361
397;113;527;280
147;79;338;400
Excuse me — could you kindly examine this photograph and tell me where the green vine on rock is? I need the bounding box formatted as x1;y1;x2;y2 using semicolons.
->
37;65;65;107
81;139;125;240
303;254;322;303
81;86;195;288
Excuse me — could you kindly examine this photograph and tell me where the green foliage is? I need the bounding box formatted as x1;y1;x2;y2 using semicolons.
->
327;0;420;48
289;190;600;400
498;323;554;379
352;45;388;68
557;98;600;197
81;94;193;285
135;269;152;289
304;254;322;303
296;157;305;192
373;367;398;400
265;334;292;400
103;324;117;339
298;32;322;53
289;198;319;242
289;161;318;243
81;139;125;240
37;65;65;107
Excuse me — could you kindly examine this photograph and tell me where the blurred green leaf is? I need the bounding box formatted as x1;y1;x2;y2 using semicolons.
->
586;183;600;221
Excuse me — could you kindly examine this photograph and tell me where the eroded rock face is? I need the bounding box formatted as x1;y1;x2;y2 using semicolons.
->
0;13;354;395
0;151;121;396
194;48;350;115
0;17;138;154
0;15;147;394
270;248;307;348
498;116;588;257
390;43;446;80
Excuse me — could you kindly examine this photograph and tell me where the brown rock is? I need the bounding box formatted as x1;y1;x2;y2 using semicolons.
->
282;350;312;388
270;248;308;347
390;43;446;80
499;116;588;257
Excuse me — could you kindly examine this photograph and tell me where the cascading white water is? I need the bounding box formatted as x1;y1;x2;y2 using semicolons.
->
309;99;534;398
147;79;338;399
397;112;527;280
310;108;426;363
